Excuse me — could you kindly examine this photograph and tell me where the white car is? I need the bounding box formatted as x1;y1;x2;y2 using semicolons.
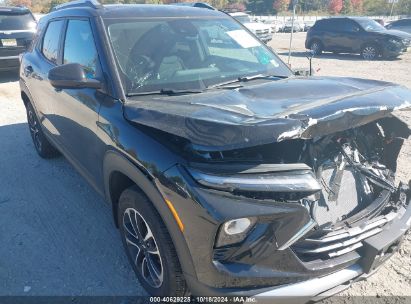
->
266;19;285;33
230;12;273;43
283;19;304;32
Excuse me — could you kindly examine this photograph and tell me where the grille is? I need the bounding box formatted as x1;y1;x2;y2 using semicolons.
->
292;212;397;262
255;29;269;35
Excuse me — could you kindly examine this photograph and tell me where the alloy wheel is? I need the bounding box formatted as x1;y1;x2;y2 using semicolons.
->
311;42;321;55
123;208;164;288
362;46;377;60
27;108;42;152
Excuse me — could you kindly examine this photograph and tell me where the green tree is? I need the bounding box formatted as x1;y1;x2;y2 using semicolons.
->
341;0;353;14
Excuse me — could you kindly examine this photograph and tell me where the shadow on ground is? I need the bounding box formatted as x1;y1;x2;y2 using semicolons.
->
0;70;19;84
0;122;144;296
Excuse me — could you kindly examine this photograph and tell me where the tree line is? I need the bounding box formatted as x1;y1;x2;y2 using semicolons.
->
3;0;411;16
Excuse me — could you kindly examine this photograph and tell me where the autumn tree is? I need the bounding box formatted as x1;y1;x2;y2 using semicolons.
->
5;0;32;7
328;0;343;14
351;0;363;13
273;0;290;12
341;0;353;14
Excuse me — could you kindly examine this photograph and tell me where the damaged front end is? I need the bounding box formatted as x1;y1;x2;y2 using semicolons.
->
126;77;411;294
186;115;411;257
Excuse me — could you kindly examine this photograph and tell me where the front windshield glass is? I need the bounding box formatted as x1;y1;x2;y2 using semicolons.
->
105;17;291;95
0;12;35;31
233;15;250;24
356;19;385;32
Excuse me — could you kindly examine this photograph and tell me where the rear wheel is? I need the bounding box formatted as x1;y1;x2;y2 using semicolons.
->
361;44;379;60
118;186;187;296
26;102;60;158
309;40;323;55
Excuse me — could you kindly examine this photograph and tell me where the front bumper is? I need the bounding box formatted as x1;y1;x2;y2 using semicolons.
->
256;198;411;299
160;163;411;296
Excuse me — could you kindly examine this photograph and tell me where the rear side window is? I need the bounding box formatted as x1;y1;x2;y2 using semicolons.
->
42;20;64;64
0;12;35;31
63;19;99;79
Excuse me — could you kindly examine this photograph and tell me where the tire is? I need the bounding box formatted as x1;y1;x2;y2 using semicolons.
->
309;40;323;55
361;44;379;60
26;102;60;158
118;186;187;296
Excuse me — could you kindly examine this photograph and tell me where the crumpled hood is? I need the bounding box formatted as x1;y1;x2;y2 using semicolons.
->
124;76;411;151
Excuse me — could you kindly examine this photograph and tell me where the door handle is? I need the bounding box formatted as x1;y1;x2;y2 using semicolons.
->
24;65;33;76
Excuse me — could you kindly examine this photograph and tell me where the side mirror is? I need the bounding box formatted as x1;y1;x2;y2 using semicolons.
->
48;63;101;89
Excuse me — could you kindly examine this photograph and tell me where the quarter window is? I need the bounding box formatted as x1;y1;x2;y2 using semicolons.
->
42;20;64;64
63;20;99;79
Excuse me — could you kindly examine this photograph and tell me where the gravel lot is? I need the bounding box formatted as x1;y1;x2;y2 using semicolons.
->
0;32;410;298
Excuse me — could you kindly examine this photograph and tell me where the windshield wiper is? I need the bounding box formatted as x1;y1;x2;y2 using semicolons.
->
209;74;288;89
127;88;204;97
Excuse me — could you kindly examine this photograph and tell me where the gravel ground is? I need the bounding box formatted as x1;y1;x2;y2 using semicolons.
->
0;32;410;298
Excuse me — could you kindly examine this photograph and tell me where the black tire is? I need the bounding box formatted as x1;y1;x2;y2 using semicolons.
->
361;44;379;60
26;102;60;158
118;186;187;296
309;40;323;55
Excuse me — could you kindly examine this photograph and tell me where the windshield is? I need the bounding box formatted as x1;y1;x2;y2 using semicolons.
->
356;19;385;32
233;15;251;24
105;17;291;95
0;12;36;31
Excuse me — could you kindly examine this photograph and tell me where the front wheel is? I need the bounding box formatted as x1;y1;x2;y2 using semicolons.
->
361;44;379;60
118;186;188;296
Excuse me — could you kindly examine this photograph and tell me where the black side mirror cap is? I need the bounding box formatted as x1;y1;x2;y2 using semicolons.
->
48;63;101;89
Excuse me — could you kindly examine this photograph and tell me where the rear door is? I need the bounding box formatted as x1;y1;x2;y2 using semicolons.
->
320;19;340;51
335;19;363;52
24;19;65;138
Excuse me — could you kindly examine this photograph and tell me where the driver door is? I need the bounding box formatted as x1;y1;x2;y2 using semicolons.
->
50;18;104;186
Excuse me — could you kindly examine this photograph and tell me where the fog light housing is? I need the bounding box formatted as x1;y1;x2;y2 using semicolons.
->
215;217;256;247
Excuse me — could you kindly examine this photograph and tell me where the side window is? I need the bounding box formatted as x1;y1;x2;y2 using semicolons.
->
63;19;99;79
42;20;64;64
340;20;360;32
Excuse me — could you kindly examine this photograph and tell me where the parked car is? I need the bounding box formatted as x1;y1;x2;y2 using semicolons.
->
0;6;36;72
20;0;411;299
283;19;304;32
306;17;411;60
386;18;411;34
265;19;285;33
230;12;272;43
170;2;215;10
303;20;315;32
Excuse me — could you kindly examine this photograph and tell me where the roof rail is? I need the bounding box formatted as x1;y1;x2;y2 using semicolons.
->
51;0;102;12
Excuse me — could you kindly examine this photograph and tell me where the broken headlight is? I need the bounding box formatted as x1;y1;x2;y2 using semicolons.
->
186;164;321;194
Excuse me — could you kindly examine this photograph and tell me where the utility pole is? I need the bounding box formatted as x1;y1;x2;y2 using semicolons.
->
288;0;298;65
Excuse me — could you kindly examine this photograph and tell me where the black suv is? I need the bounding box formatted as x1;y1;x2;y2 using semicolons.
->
306;17;411;60
20;0;411;298
0;6;36;71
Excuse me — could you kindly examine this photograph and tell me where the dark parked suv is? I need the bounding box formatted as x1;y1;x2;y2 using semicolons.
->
20;0;411;299
0;6;36;71
306;17;411;60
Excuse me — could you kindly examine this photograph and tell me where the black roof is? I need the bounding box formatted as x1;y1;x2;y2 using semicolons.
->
46;3;224;20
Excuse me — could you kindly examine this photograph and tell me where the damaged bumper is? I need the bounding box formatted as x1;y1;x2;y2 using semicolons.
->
256;197;411;299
